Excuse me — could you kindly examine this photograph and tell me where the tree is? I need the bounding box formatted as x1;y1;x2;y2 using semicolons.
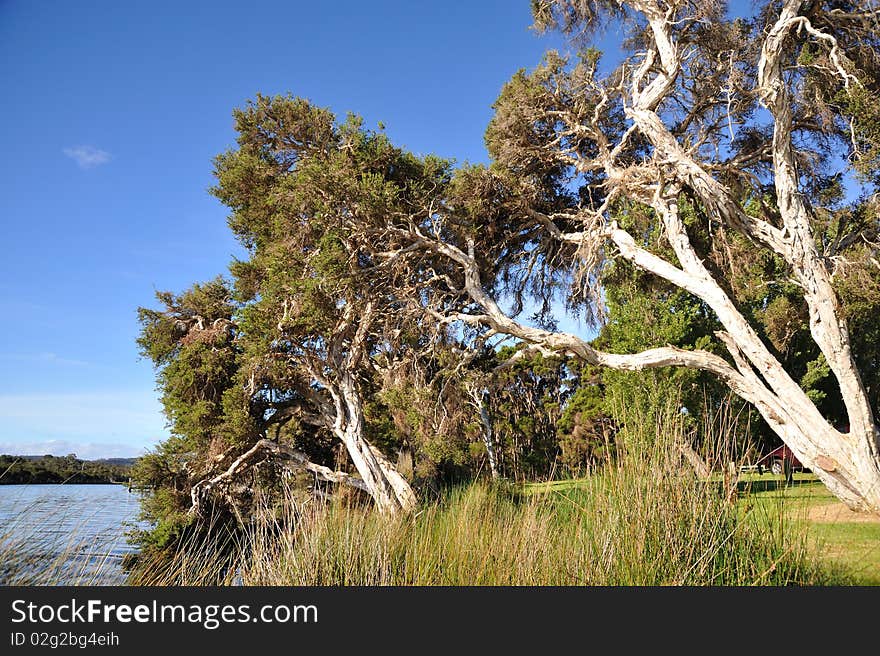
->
139;97;480;517
210;97;474;513
348;1;880;511
484;348;579;480
594;243;760;468
138;2;880;514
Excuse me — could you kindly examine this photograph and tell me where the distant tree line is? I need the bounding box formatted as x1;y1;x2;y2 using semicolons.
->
0;454;135;484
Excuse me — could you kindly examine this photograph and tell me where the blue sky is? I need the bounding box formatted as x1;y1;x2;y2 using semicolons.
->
1;1;626;458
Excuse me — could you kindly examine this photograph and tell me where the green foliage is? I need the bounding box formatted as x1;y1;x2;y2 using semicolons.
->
557;377;615;472
530;0;626;42
132;1;880;575
376;355;478;486
135;94;463;558
486;351;575;480
593;252;730;440
137;279;240;472
0;455;133;485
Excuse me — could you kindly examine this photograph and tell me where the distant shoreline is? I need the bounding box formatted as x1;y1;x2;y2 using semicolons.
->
0;454;136;486
0;480;128;485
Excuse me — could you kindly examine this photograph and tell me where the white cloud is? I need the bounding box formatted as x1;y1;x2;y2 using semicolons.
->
63;145;112;169
0;391;167;458
0;439;145;460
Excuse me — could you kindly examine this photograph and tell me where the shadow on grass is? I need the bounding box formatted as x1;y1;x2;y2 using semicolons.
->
735;477;815;494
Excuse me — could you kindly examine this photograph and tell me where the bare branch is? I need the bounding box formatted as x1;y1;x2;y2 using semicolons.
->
190;439;369;516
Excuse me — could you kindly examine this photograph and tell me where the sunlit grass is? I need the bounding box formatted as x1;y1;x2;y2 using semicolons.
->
735;475;880;585
228;411;841;586
5;400;873;587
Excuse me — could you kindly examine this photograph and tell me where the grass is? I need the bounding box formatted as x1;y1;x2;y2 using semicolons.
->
810;522;880;584
526;471;880;585
8;469;867;586
113;400;866;587
4;469;863;587
220;427;845;586
736;473;880;585
0;503;132;585
5;396;875;586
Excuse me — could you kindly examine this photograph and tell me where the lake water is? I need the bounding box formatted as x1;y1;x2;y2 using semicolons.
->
0;484;148;585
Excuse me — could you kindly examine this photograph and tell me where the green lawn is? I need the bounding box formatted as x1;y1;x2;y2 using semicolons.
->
525;472;880;585
737;473;880;585
521;478;594;495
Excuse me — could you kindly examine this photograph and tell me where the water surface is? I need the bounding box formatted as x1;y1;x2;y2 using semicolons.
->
0;484;148;584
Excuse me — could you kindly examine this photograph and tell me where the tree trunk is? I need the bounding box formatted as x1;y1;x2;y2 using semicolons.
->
468;385;500;480
316;303;418;515
188;439;370;517
368;443;418;510
479;400;500;480
335;374;417;514
677;439;711;479
380;0;880;513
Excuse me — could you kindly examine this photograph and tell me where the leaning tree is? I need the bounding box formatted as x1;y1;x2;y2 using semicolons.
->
140;98;468;516
351;0;880;511
200;97;470;514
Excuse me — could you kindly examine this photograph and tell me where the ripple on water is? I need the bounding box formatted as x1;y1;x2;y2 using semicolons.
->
0;484;150;585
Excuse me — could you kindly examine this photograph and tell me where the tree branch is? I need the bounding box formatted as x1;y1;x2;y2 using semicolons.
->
190;439;369;516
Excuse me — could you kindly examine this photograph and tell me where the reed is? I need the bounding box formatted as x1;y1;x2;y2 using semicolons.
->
228;399;845;586
3;397;853;586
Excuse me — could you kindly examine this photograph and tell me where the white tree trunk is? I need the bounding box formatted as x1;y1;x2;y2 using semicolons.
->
623;0;880;512
467;385;500;479
335;373;417;514
479;400;500;480
377;0;880;513
188;439;370;517
316;302;418;515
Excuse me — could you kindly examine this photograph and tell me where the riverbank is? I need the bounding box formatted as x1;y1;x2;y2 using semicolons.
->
129;458;852;586
3;472;874;586
0;454;136;485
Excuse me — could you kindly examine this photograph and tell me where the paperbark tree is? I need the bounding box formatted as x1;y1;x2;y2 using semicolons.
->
135;279;406;519
138;98;455;517
358;1;880;511
207;97;434;514
466;382;501;479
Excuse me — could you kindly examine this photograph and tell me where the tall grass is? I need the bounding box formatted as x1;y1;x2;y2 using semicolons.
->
225;400;844;586
234;466;834;585
125;509;243;586
4;397;852;586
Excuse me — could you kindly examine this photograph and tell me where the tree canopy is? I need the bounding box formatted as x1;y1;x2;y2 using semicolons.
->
137;0;880;548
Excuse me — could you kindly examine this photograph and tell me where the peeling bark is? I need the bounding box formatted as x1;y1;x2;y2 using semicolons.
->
467;384;500;480
380;0;880;512
276;302;420;516
189;439;370;517
334;373;416;514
